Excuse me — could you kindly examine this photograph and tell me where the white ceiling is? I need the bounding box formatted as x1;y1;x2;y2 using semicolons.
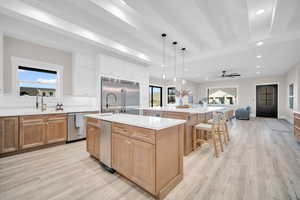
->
0;0;300;82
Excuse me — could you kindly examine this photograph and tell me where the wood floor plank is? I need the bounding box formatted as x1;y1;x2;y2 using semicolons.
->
1;118;300;200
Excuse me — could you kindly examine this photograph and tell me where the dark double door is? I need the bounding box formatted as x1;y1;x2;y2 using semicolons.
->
256;84;278;118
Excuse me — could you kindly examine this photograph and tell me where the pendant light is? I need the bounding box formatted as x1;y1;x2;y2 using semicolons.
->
172;41;177;82
181;48;186;86
161;33;167;80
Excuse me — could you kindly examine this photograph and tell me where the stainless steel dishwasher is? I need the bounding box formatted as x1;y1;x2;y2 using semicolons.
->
99;121;115;173
67;112;88;142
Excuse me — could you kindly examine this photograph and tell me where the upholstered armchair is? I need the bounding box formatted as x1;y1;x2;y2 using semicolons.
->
235;106;251;120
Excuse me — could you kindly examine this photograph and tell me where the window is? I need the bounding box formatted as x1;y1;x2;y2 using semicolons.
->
259;87;274;106
289;84;294;109
207;87;237;105
167;87;176;104
149;85;162;107
18;66;57;97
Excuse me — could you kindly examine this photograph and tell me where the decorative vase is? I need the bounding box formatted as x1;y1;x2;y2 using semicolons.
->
179;97;183;106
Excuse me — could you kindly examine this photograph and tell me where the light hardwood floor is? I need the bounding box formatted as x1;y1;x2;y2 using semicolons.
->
0;118;300;200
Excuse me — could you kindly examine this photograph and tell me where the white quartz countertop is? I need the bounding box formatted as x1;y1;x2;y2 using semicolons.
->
140;106;226;114
0;107;99;117
85;113;186;130
294;111;300;115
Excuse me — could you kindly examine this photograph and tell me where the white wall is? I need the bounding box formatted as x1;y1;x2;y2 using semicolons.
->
97;54;149;108
72;53;97;97
150;77;199;106
284;63;300;122
0;16;149;109
198;75;287;118
3;36;73;95
0;31;3;94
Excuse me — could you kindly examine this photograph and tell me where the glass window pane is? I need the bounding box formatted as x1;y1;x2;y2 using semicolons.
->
149;86;162;107
152;87;161;107
207;88;237;105
18;66;57;97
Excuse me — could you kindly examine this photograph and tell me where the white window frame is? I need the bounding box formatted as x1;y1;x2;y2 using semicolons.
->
289;83;294;110
11;57;63;99
166;85;176;105
206;86;239;106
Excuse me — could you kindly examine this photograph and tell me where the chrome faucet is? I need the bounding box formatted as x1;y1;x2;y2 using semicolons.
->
36;95;39;109
41;95;47;111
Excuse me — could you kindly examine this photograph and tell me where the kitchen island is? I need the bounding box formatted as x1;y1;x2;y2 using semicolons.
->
141;106;226;155
85;113;186;199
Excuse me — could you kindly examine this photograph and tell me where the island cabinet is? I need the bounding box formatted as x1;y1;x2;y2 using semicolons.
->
111;122;184;199
86;117;100;160
0;117;19;154
294;113;300;142
143;109;212;155
19;114;67;150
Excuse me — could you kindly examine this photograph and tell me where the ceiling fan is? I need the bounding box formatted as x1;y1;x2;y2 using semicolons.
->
219;70;241;78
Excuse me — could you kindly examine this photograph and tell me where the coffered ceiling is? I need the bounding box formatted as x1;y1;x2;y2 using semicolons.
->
0;0;300;82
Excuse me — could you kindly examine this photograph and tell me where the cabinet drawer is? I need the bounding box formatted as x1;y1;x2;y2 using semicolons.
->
143;110;162;117
162;112;188;120
20;115;46;123
86;117;100;125
112;123;131;137
47;114;67;121
131;127;155;144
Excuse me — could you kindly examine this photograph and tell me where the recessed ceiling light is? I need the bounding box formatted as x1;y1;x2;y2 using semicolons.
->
162;74;166;79
256;55;262;58
256;41;264;46
256;65;261;69
256;9;265;15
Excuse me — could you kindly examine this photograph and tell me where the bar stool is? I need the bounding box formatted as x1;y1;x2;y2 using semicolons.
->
208;112;230;144
193;122;223;157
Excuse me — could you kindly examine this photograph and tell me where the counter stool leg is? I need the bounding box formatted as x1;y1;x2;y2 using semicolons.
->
193;127;197;151
218;131;224;152
212;131;219;158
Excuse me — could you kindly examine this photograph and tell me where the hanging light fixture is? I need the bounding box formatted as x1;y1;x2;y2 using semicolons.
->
161;33;167;80
172;41;177;82
181;48;186;86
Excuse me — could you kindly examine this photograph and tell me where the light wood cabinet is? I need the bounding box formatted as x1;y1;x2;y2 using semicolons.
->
86;119;100;160
112;133;133;177
86;118;184;199
110;122;184;199
112;129;155;194
0;117;19;154
20;114;67;150
46;115;67;144
131;138;155;193
20;116;46;150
